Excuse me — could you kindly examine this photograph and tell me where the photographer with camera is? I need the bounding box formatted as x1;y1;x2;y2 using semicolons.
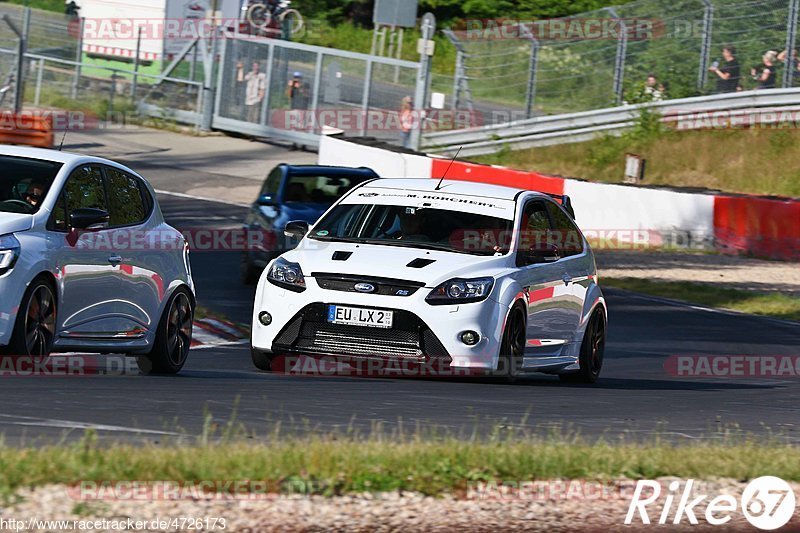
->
751;51;778;89
709;45;741;93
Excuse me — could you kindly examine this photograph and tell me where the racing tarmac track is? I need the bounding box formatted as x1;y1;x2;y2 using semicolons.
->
0;194;798;444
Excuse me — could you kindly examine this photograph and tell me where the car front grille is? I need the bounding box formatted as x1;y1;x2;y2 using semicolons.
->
272;303;450;363
312;273;424;297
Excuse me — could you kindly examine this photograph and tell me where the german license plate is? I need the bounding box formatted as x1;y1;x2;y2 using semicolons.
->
327;305;393;328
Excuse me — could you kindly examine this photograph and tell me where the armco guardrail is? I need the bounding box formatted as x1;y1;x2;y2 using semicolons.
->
320;135;800;261
421;88;800;157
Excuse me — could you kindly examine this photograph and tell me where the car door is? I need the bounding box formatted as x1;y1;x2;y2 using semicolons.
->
50;164;119;339
245;166;283;263
546;200;588;338
515;199;575;352
101;165;162;338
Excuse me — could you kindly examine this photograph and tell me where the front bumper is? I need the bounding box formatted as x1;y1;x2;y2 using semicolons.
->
251;276;509;370
0;268;30;346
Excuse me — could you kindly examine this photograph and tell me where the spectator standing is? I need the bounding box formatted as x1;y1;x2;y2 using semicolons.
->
643;73;663;102
751;51;778;89
399;96;414;149
239;61;266;123
286;71;310;150
710;46;740;93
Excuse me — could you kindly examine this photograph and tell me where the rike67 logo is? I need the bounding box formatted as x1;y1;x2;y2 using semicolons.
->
625;476;796;530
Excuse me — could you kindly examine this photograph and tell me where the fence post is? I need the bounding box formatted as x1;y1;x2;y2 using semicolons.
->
607;8;627;105
131;27;142;98
698;0;714;92
34;58;44;107
411;12;435;151
783;0;799;88
259;43;274;127
72;17;84;99
360;59;372;136
309;51;323;134
213;36;226;124
11;8;30;114
519;24;539;119
442;30;468;111
109;70;116;122
201;25;219;131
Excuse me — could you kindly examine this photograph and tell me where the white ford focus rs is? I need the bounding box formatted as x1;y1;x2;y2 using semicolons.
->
250;178;607;383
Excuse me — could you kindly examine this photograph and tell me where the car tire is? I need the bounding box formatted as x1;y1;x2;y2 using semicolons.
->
496;305;525;382
240;252;261;285
6;277;57;359
559;309;605;384
137;288;194;375
251;347;275;371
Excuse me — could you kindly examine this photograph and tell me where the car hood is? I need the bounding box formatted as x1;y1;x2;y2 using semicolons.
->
283;240;510;287
0;212;34;235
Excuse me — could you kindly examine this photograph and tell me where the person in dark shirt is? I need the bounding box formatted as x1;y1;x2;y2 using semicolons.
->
710;45;740;93
751;51;778;89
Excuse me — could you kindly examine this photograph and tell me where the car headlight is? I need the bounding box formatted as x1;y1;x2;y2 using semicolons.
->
266;257;306;292
0;234;20;276
426;277;494;305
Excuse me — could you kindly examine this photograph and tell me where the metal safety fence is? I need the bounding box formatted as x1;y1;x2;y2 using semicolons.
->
439;0;800;127
0;6;424;150
214;37;420;148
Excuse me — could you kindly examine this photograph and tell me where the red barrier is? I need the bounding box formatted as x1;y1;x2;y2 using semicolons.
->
0;114;53;148
713;195;800;260
430;160;565;195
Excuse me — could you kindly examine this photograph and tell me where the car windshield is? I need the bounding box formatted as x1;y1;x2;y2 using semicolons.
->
283;174;371;204
309;203;513;256
0;155;62;214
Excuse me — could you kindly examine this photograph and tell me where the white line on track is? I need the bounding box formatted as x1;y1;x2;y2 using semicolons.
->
0;414;182;435
608;287;800;328
154;189;250;208
191;339;249;350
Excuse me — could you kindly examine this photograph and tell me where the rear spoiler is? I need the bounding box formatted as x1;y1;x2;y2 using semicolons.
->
543;193;576;219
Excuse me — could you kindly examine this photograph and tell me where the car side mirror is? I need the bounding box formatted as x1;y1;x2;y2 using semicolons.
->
257;194;273;206
519;242;560;266
69;208;110;230
284;220;309;239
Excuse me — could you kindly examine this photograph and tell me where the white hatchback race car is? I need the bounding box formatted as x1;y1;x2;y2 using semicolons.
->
250;178;607;382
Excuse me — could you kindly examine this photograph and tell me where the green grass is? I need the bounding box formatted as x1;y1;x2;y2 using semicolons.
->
1;428;799;499
476;127;800;198
4;0;64;12
603;277;800;322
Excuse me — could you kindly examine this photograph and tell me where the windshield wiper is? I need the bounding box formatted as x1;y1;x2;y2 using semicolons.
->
357;238;476;255
309;235;498;256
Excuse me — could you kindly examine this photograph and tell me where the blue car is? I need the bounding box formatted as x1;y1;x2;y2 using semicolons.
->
241;164;379;284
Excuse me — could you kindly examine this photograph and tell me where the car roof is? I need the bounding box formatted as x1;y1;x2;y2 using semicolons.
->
360;178;547;201
0;144;127;168
281;164;379;177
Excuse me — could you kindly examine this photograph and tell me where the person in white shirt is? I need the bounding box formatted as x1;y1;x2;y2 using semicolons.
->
241;61;266;123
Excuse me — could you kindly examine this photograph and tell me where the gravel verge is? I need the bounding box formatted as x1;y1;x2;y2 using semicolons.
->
2;478;798;532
